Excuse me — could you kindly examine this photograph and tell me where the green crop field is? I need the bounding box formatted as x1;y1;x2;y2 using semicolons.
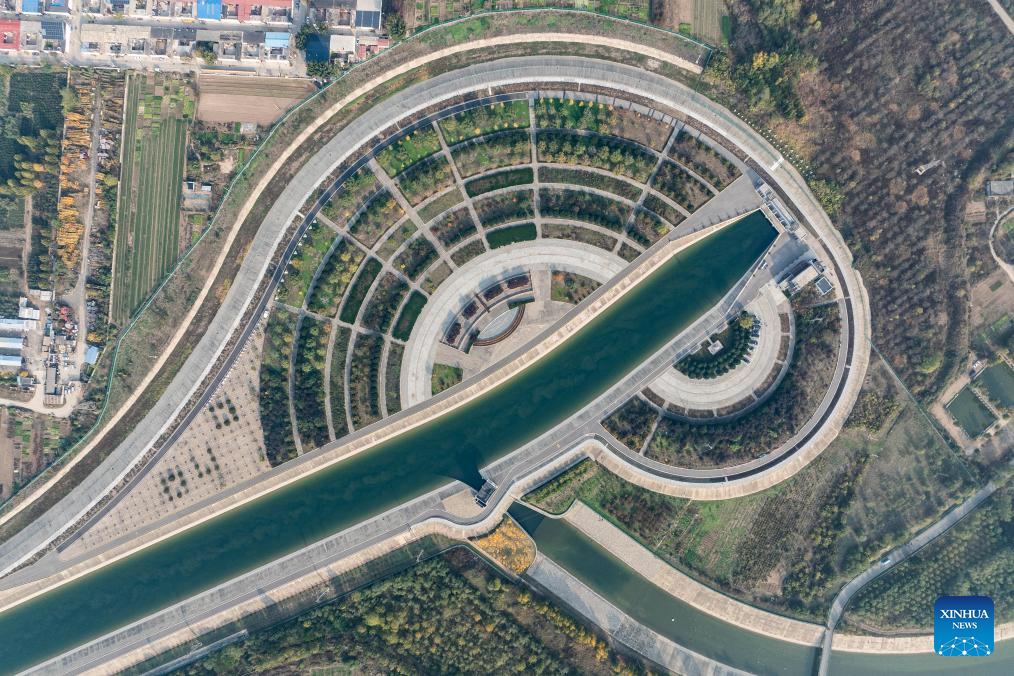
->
110;74;193;326
945;386;997;438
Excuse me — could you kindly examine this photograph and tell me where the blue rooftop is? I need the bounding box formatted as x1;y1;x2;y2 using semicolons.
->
196;0;221;20
265;32;289;49
21;0;40;13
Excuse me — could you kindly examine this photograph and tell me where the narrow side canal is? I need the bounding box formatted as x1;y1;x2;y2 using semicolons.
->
830;646;1014;675
510;503;818;675
509;506;1014;676
0;213;777;673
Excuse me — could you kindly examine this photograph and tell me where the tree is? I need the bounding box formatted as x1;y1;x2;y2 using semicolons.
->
294;24;315;51
384;14;407;41
306;61;338;79
60;87;79;115
195;45;217;65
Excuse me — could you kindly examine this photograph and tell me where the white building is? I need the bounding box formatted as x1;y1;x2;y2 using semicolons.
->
0;317;36;332
0;336;23;351
0;355;22;370
18;297;40;321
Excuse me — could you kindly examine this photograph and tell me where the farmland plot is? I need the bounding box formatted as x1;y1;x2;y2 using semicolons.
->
110;74;193;325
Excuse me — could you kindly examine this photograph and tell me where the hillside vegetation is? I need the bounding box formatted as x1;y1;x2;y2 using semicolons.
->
712;0;1014;400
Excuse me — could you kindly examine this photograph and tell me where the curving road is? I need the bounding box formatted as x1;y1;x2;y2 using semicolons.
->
989;205;1014;285
5;56;869;674
817;482;998;676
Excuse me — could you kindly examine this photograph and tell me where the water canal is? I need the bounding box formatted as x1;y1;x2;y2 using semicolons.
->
510;504;1014;676
510;503;819;675
830;646;1014;675
0;212;777;672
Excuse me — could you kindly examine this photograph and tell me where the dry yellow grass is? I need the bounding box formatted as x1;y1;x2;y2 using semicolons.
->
470;516;536;574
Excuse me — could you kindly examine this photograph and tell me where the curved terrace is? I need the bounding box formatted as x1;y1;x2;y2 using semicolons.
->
0;52;870;675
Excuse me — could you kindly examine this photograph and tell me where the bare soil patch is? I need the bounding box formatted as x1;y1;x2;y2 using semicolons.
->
197;75;315;126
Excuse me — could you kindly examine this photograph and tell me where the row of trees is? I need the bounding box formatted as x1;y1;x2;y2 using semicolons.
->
348;331;384;429
1;71;66;291
536;130;654;181
651;160;711;212
306;237;365;317
451;130;531;178
440;100;529;144
361;272;409;333
55;76;96;283
540;188;632;232
430;207;478;247
398;155;454;205
473;190;534;227
259;311;298;466
349;189;404;247
320;166;380;225
292;316;332;450
670;133;740;191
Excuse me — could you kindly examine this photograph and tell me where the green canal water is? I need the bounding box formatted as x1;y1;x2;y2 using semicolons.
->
510;500;1014;675
0;212;776;672
509;503;819;675
830;644;1014;675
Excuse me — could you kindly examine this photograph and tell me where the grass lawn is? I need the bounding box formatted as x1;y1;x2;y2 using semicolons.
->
418;188;465;222
485;222;537;249
431;363;463;395
376;127;442;176
393;291;427;341
464;167;534;197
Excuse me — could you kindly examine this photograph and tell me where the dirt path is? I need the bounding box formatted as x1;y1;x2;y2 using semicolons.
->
989;205;1014;286
64;79;104;377
20;196;32;295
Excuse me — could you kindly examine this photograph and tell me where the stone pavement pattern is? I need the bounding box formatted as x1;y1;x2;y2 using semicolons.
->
402;240;626;407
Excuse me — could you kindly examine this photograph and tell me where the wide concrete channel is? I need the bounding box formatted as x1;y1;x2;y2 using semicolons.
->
0;57;873;674
0;214;776;674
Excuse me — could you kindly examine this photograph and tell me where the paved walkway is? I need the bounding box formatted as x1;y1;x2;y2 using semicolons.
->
818;483;997;674
648;281;791;415
989;206;1014;286
401;240;626;407
564;501;825;646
